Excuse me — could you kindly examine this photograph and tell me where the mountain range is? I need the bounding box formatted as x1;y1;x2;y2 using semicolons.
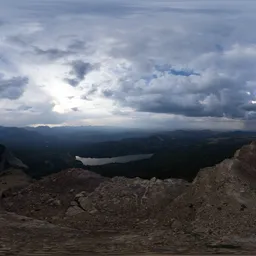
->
1;126;256;181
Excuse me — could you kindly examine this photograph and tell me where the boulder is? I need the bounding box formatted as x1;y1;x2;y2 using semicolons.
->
70;201;78;206
78;197;98;213
66;206;84;216
46;198;62;207
75;191;87;199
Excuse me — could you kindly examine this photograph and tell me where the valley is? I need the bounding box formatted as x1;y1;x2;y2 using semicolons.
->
1;126;256;181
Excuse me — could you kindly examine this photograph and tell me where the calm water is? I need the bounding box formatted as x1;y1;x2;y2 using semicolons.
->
76;154;153;166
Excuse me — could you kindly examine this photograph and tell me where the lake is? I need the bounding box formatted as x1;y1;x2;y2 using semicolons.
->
76;154;153;166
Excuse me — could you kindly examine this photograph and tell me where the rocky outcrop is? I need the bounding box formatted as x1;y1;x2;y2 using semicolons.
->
64;176;189;230
0;144;28;172
2;168;107;220
0;169;32;197
0;145;30;205
163;141;256;244
3;167;189;231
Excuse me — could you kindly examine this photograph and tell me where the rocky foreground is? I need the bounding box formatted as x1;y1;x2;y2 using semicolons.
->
2;142;256;254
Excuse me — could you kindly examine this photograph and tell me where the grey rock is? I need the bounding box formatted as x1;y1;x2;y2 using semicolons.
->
68;175;189;229
89;209;98;214
70;201;78;206
78;197;97;213
53;199;61;206
2;168;107;220
167;141;256;240
150;177;157;183
66;206;84;216
46;198;61;207
75;191;87;199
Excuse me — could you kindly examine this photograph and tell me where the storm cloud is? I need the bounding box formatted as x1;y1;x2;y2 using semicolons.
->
65;60;97;86
34;47;74;60
0;75;28;100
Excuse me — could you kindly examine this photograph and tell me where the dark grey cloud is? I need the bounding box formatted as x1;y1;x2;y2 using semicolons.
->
6;36;29;47
4;108;15;112
65;78;79;87
6;1;147;19
17;105;33;111
137;97;204;117
4;105;32;112
70;60;93;80
2;0;237;22
0;55;12;66
68;40;86;51
80;94;89;100
136;94;245;119
240;103;256;112
130;87;252;119
71;107;79;112
65;60;96;87
156;7;239;15
103;70;254;120
34;47;73;60
0;75;28;100
102;89;114;97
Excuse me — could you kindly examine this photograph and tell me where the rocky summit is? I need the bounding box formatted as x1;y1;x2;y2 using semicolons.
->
0;144;28;173
163;141;256;245
2;142;256;254
2;168;107;221
0;144;31;202
63;176;189;231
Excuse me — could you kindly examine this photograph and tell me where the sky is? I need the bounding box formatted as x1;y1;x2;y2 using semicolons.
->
0;0;256;130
